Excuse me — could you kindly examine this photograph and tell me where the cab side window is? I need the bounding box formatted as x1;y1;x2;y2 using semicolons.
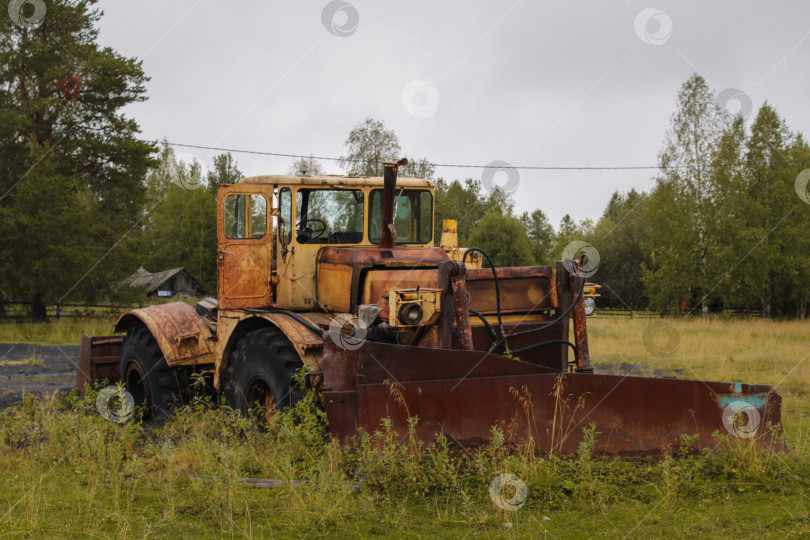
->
368;189;433;244
279;188;292;244
224;194;267;239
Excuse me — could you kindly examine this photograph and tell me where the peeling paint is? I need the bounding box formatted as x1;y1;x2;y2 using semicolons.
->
717;393;768;410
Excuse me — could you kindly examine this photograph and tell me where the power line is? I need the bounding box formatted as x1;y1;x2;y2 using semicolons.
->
2;119;809;172
162;141;810;172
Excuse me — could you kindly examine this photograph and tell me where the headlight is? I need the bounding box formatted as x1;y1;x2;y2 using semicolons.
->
388;288;441;327
584;297;596;316
398;303;423;325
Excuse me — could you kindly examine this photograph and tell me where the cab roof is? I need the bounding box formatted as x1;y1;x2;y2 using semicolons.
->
237;175;433;188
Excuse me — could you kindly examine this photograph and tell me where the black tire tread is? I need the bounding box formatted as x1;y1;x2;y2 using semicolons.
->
223;326;304;417
120;325;184;418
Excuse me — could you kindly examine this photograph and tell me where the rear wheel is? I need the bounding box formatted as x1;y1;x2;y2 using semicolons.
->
224;327;304;422
120;326;183;419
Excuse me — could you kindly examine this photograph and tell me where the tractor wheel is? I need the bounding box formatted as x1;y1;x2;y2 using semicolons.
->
224;327;304;422
120;325;183;419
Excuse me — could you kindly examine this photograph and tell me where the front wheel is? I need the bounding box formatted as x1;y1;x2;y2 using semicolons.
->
223;327;304;422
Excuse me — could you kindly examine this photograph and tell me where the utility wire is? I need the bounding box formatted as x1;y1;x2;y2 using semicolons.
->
2;119;809;172
158;141;810;171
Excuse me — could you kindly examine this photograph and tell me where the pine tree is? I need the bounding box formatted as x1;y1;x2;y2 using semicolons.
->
209;153;242;197
521;209;555;265
744;103;793;318
0;0;155;302
588;189;651;310
142;144;217;293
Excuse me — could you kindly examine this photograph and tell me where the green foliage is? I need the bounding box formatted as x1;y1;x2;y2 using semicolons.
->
207;152;242;197
638;76;810;317
643;74;730;316
433;177;521;253
339;118;402;177
552;213;591;264
587;190;651;309
0;0;155;303
402;157;436;180
521;209;555;265
468;211;535;267
741;104;809;318
0;387;807;537
433;178;485;245
140;144;218;293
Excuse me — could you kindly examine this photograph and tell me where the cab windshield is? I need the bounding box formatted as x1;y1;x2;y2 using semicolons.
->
295;188;364;244
368;189;433;244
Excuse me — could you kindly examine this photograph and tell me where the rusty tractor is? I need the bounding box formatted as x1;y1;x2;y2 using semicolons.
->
77;160;785;455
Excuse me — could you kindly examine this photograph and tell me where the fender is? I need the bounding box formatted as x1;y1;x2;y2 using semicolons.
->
115;302;216;367
214;310;329;387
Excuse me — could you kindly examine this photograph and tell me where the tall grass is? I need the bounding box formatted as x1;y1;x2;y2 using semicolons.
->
0;317;809;535
0;381;808;537
588;316;810;461
0;318;117;345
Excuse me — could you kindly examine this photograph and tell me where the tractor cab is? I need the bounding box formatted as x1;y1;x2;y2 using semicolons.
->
217;173;436;311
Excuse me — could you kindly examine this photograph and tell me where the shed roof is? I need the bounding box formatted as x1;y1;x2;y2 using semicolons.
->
124;267;200;294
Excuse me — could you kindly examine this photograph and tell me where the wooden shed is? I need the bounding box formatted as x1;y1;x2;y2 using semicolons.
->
123;267;206;298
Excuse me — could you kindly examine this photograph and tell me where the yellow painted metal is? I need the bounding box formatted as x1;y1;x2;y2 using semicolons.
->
440;218;482;269
316;262;353;312
388;288;442;327
274;179;435;311
238;175;432;188
120;175;441;389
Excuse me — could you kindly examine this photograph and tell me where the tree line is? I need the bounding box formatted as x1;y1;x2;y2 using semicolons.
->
2;3;808;318
433;75;810;319
590;75;810;319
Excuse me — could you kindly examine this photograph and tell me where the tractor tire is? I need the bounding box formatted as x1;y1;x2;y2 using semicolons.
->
120;325;183;419
223;327;304;422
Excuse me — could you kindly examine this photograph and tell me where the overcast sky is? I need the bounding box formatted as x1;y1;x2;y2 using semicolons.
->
95;0;810;227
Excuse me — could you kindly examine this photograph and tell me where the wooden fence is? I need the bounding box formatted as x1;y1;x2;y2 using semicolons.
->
0;301;138;321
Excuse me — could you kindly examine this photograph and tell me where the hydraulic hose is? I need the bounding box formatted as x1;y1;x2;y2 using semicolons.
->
469;308;499;343
462;247;509;353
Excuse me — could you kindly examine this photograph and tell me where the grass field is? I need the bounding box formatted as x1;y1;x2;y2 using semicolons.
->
589;317;810;462
0;317;809;538
0;318;118;345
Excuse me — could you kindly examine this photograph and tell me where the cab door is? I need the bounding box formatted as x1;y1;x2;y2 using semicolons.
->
217;184;274;309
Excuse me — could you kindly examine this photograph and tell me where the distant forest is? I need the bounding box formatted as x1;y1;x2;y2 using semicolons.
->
2;3;809;318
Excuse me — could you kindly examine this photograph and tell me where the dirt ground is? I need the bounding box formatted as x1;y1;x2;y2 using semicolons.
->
0;343;80;409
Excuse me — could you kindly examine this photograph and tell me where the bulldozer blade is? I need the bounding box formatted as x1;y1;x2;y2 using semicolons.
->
321;339;785;455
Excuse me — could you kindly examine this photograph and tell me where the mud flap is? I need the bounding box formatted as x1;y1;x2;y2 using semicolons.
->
321;339;785;455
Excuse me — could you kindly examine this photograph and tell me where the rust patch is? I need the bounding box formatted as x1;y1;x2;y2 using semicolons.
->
75;334;123;390
114;302;215;367
321;339;785;455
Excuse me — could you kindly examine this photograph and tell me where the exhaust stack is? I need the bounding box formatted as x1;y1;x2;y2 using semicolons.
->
379;158;408;249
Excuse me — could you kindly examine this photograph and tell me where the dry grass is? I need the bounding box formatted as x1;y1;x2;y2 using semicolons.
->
0;357;44;367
